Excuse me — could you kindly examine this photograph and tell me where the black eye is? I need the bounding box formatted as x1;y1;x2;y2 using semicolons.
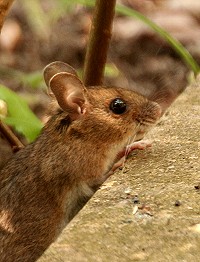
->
109;98;127;114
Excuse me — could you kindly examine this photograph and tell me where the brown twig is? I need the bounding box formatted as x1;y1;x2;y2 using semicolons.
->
0;120;24;151
0;0;14;32
83;0;116;86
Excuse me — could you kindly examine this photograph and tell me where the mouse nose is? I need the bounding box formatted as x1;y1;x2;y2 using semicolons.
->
134;100;161;124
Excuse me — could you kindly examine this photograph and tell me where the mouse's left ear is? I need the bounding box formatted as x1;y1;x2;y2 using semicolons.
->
44;62;89;120
43;61;78;88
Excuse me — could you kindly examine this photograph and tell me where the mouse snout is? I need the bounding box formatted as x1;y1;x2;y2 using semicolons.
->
137;100;161;123
133;100;161;132
133;101;161;141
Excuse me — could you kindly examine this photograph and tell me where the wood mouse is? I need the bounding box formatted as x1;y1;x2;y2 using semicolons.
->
0;61;161;262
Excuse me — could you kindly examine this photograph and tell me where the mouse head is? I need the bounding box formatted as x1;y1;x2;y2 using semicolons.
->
43;62;161;145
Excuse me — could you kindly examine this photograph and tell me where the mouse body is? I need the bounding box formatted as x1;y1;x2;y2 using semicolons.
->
0;62;161;261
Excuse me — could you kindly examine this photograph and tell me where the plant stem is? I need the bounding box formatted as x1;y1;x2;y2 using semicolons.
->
0;0;14;32
0;120;24;151
83;0;116;86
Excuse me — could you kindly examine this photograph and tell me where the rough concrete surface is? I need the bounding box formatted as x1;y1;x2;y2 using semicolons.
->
39;83;200;262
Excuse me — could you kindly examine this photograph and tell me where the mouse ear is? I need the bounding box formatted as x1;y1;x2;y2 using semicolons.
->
48;72;89;120
43;61;78;90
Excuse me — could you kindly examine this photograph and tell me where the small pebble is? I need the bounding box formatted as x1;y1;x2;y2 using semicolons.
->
189;224;200;233
122;219;133;224
174;200;181;206
132;205;138;215
132;195;140;204
124;188;132;194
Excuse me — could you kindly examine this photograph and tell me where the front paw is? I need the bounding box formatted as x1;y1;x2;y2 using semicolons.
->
126;140;152;153
106;140;152;178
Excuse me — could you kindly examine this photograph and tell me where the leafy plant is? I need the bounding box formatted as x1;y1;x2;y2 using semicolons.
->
0;85;43;142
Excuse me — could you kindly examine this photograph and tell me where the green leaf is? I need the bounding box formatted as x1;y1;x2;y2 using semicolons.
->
0;85;43;142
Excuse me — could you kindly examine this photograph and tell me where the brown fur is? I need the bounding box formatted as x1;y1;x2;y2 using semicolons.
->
0;63;161;261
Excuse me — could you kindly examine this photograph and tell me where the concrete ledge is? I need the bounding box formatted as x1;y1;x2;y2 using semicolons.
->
39;84;200;262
